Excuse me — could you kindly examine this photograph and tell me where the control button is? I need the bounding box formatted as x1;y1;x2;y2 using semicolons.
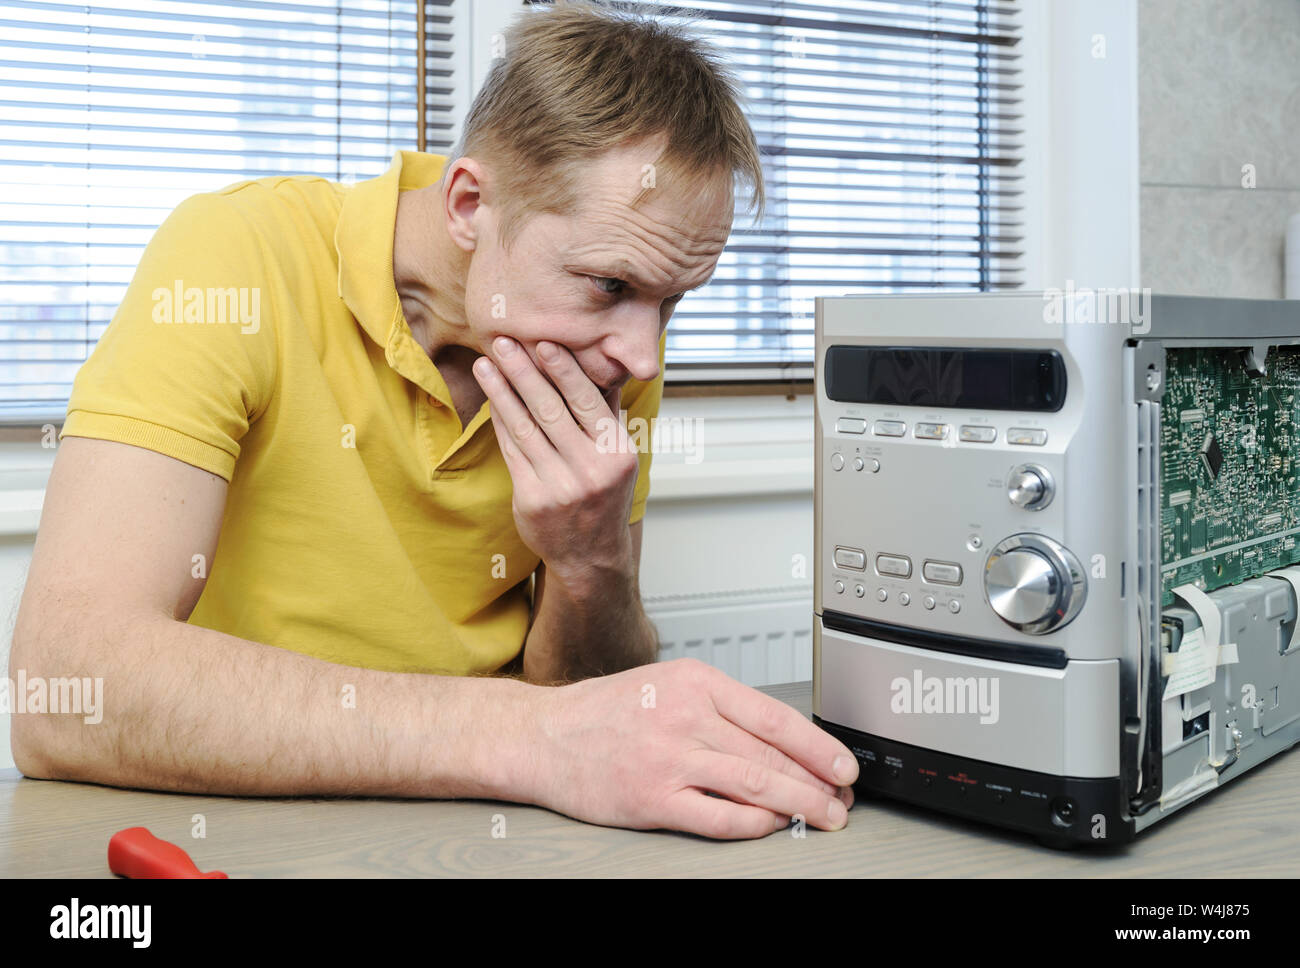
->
913;422;949;441
835;417;867;435
898;592;910;606
869;458;881;473
852;457;865;472
923;560;963;586
982;548;1055;623
875;588;887;602
923;595;936;610
833;546;866;570
948;599;961;614
873;419;906;437
1007;463;1054;511
984;533;1087;634
834;580;845;595
830;452;845;471
1007;427;1048;446
854;584;865;598
875;553;912;578
959;424;996;443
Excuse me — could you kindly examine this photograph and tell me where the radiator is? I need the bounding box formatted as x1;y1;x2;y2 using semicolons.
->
645;584;813;687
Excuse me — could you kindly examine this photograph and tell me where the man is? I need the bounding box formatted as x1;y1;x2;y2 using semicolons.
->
10;0;857;840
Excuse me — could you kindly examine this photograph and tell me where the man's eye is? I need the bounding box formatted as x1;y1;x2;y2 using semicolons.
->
591;276;626;295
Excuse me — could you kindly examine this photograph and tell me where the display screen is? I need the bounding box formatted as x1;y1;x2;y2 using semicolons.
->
823;346;1067;412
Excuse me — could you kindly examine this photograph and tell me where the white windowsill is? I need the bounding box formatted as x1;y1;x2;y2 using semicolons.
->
0;489;43;537
648;457;812;501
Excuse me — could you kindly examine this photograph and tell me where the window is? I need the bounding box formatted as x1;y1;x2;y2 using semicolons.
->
0;0;457;422
1;0;1024;418
637;0;1025;381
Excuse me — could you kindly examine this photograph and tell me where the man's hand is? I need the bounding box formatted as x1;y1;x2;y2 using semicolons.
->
526;658;859;838
472;335;638;591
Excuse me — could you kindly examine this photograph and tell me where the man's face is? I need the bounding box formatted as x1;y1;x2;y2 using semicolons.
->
462;140;734;396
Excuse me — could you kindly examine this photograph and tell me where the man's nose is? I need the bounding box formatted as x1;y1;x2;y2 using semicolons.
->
608;313;661;384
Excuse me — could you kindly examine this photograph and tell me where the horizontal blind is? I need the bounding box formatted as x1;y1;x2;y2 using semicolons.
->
0;0;457;422
636;0;1024;378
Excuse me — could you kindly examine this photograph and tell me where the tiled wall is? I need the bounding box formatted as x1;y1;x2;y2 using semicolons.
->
1139;0;1300;297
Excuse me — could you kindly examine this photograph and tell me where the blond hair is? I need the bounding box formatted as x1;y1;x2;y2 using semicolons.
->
452;0;764;248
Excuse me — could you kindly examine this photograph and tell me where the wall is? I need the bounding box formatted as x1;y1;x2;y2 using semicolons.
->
1139;0;1300;296
1022;0;1142;292
637;394;814;686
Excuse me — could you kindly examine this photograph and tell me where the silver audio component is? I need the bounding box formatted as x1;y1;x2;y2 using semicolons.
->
984;533;1085;634
812;291;1300;846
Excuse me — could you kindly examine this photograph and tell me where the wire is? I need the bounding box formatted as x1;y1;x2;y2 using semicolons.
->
1212;727;1243;775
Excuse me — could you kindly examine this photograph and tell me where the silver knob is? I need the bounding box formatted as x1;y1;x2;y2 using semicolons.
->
986;549;1058;625
1007;463;1054;510
984;534;1086;634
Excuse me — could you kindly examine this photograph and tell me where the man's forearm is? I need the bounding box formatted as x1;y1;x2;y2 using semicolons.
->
10;606;544;802
522;561;659;683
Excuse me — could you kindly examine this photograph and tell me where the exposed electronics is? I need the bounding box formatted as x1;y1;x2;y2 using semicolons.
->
813;292;1300;845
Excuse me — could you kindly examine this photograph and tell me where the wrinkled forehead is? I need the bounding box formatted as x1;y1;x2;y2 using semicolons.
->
579;136;732;220
560;154;735;278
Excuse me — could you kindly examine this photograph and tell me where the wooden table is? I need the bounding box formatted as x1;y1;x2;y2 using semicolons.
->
3;681;1298;877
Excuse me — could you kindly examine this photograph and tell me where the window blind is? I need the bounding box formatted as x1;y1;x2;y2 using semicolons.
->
635;0;1025;381
0;0;457;422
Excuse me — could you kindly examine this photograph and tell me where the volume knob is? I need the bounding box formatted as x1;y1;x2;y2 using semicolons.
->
986;548;1058;625
984;534;1086;634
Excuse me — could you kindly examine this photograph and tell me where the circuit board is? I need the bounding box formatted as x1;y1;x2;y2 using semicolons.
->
1160;346;1300;605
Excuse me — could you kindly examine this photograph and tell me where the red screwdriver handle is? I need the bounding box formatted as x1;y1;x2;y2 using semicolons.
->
108;827;228;879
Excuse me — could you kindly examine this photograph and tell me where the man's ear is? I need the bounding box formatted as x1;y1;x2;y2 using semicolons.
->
442;157;489;254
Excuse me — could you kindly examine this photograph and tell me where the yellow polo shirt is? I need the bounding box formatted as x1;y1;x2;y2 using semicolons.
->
60;150;664;675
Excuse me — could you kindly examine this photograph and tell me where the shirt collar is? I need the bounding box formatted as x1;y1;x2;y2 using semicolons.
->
335;150;449;350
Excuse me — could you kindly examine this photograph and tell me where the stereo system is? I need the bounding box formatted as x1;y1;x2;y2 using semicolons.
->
813;292;1300;845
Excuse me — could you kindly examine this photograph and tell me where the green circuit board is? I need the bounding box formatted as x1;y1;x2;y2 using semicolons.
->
1160;346;1300;605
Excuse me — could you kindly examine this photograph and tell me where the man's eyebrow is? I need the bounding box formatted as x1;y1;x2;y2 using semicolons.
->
564;259;714;293
564;259;655;289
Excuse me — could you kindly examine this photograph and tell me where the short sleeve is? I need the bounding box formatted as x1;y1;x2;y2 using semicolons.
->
60;192;279;482
619;331;667;526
